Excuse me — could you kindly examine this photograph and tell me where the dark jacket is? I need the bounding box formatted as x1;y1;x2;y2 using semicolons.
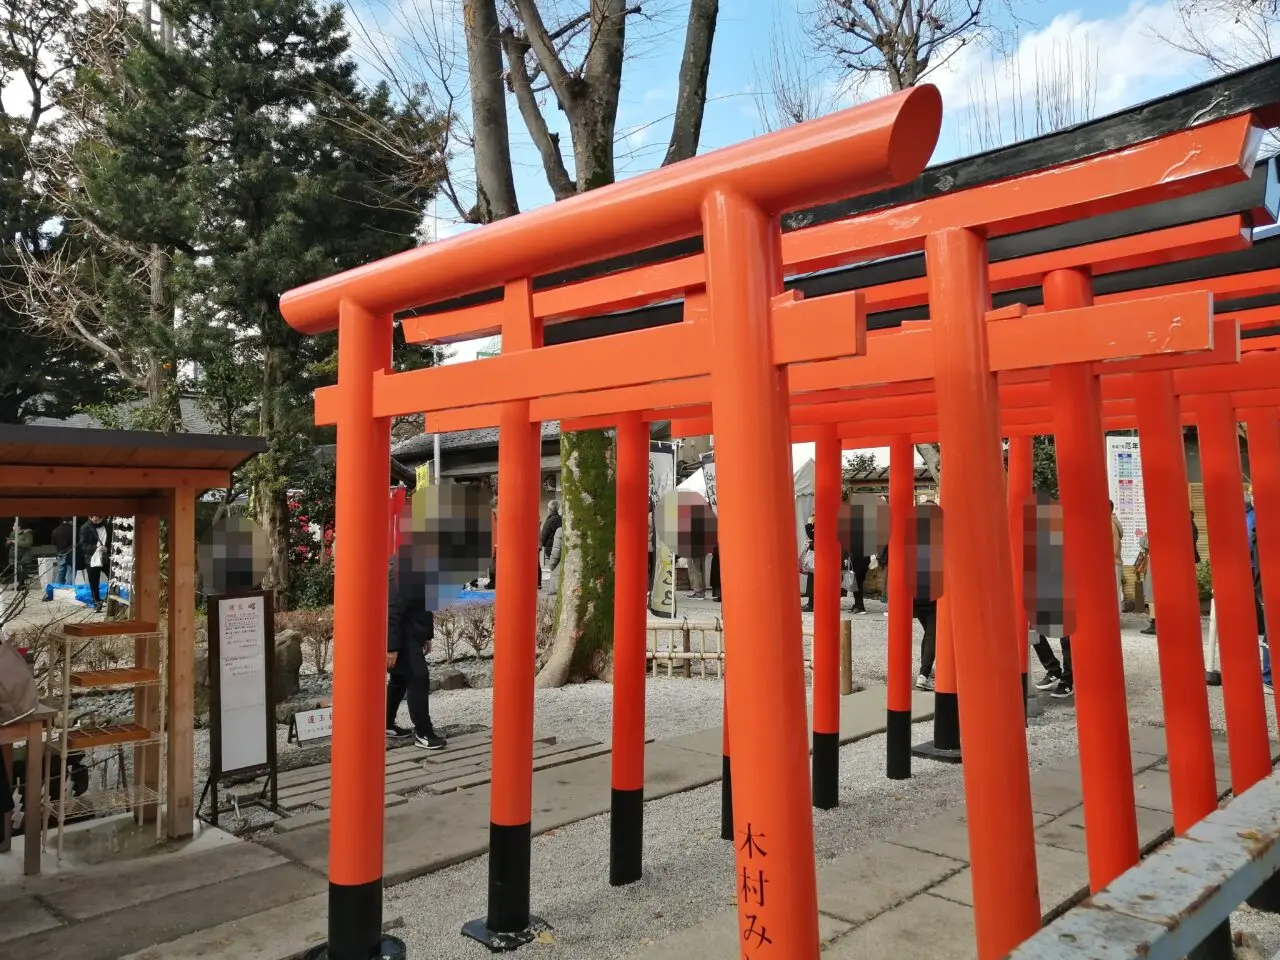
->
1191;517;1201;565
51;522;73;554
77;520;111;572
388;561;433;678
539;512;562;554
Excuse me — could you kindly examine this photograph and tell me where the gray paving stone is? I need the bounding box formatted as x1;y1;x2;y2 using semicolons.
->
313;792;406;811
930;843;1090;922
622;905;852;959
1028;768;1088;817
886;810;1053;863
0;896;62;943
818;840;965;927
1054;801;1174;853
823;893;976;960
1130;767;1176;813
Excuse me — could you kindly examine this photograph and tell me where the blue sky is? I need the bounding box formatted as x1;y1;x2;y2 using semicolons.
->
346;0;1270;466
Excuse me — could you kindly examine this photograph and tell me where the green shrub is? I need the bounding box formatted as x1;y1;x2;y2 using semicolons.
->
1196;559;1214;602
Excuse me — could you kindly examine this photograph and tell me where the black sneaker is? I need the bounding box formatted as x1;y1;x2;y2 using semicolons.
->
1141;623;1157;636
1051;680;1074;699
415;731;447;750
1034;672;1062;691
385;724;412;738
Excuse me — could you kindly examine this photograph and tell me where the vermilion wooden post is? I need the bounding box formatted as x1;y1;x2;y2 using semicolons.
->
927;227;1040;959
915;470;961;762
886;434;915;779
1198;394;1272;793
465;281;544;949
1243;408;1280;733
1007;434;1033;707
703;185;820;960
813;424;842;808
1045;267;1139;892
326;300;396;960
1134;372;1219;833
611;412;649;885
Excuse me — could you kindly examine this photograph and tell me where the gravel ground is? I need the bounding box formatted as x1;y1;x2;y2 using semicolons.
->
384;595;1280;960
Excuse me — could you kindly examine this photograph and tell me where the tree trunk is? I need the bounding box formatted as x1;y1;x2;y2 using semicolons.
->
537;428;617;686
664;0;719;166
257;343;292;604
464;0;519;221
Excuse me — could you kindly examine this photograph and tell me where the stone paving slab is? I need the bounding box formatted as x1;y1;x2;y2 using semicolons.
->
1;861;324;960
623;903;855;959
1051;802;1175;854
823;893;976;960
887;810;1055;863
115;893;404;960
931;841;1090;922
818;840;966;927
0;896;62;944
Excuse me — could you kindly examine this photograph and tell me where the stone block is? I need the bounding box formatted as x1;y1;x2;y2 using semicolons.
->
818;840;965;927
1027;768;1085;817
824;893;976;960
429;666;468;692
887;810;1052;863
931;842;1089;922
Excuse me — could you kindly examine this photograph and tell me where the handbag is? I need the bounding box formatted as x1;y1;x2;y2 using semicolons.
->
800;547;815;574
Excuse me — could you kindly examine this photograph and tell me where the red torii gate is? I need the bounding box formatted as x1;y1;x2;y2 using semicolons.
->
282;83;1273;960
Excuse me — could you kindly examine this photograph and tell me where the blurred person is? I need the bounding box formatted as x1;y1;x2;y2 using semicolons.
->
51;518;75;585
546;520;565;596
78;516;110;612
539;501;561;566
1138;511;1201;636
385;551;446;751
5;520;34;589
708;545;721;603
1111;500;1125;611
800;515;816;613
913;590;938;691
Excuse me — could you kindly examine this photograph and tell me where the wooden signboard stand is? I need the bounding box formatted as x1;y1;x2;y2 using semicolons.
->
198;589;278;826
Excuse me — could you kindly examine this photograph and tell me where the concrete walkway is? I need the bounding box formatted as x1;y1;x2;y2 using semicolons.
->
628;725;1237;960
0;684;932;960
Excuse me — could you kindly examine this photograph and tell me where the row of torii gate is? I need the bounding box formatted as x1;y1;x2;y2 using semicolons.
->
282;62;1280;960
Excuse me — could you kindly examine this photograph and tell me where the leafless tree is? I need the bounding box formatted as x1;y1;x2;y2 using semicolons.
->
805;0;991;94
961;35;1099;155
752;14;845;131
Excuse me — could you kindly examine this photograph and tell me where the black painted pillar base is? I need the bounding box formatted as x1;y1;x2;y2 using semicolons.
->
812;731;839;809
463;823;537;951
311;880;388;960
912;691;962;763
1206;670;1223;686
609;788;643;887
1187;919;1234;960
886;709;912;780
721;755;733;841
1247;871;1280;913
304;937;406;960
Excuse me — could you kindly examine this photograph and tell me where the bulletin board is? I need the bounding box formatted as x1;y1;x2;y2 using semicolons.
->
201;589;278;825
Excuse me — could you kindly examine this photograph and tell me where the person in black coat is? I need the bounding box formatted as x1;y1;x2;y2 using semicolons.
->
386;558;446;750
78;517;111;612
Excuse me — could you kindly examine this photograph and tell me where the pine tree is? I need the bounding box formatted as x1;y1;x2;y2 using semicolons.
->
74;0;446;598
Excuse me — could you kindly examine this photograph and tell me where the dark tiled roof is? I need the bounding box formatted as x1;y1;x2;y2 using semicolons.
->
27;396;221;435
394;421;562;460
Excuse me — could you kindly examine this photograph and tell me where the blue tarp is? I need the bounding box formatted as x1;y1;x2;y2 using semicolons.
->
43;583;131;607
454;590;495;603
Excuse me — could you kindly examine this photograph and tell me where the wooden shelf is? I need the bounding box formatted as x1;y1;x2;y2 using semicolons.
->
60;723;158;750
47;785;161;820
70;667;162;689
62;621;158;639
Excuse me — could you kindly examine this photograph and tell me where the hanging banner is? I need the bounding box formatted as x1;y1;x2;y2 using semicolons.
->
648;442;677;619
701;451;717;514
1105;436;1147;565
416;463;432;488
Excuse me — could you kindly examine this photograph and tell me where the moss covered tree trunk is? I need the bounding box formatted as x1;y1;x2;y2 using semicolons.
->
536;428;617;686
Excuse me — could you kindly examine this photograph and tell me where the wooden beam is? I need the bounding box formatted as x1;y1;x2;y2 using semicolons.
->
133;514;162;825
0;466;230;491
0;498;168;516
166;483;196;840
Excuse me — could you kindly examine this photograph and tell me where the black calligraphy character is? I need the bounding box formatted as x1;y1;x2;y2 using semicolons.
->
741;867;767;907
743;915;773;948
740;823;767;859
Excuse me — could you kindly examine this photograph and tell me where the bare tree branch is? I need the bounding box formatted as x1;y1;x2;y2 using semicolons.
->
752;9;841;132
512;0;578;107
501;25;576;198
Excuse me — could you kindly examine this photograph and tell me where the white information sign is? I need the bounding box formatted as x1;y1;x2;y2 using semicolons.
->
648;443;677;619
216;594;268;773
1106;436;1148;565
293;707;333;744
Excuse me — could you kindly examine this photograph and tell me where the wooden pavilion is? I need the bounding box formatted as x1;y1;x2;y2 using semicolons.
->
0;424;265;840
